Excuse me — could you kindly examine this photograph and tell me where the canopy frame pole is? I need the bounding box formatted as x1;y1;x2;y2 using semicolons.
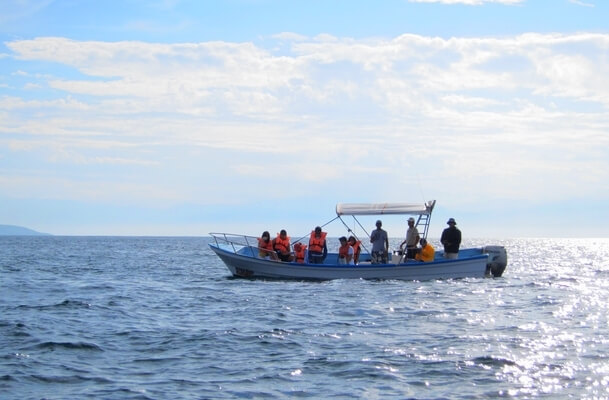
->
336;214;371;255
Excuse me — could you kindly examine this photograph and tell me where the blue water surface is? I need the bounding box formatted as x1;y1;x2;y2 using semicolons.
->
1;236;608;399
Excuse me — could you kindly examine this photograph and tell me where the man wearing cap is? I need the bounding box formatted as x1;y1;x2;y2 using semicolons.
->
399;217;420;259
370;220;388;264
441;218;462;259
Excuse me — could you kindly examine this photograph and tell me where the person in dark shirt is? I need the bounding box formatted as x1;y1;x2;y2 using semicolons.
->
440;218;461;259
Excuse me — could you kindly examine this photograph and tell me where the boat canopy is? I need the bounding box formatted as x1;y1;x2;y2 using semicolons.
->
336;201;435;216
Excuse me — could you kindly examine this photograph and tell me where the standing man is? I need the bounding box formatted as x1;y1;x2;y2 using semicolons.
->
370;220;389;264
440;218;461;259
399;217;420;259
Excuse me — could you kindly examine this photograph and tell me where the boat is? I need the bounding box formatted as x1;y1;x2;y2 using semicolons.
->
209;201;507;280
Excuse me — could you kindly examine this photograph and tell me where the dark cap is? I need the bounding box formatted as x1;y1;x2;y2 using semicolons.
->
447;218;456;225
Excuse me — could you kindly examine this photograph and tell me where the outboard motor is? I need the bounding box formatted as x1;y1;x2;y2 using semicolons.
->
483;246;507;277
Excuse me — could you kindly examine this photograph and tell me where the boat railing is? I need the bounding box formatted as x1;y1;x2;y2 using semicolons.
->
209;232;261;255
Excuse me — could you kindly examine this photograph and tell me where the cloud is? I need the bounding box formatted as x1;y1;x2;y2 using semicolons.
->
407;0;524;4
0;0;54;24
2;32;609;208
8;33;608;110
568;0;594;7
272;32;309;42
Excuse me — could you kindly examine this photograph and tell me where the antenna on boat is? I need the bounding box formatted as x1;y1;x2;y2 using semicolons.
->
416;172;427;205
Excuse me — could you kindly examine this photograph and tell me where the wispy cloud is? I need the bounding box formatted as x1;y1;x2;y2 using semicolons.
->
407;0;524;4
568;0;594;7
0;0;55;24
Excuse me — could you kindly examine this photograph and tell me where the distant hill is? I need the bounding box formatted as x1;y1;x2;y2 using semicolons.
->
0;225;51;236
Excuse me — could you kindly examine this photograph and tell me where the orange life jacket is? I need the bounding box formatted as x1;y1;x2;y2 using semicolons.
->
415;243;435;262
338;243;351;259
273;234;291;254
293;243;307;263
351;240;361;263
309;231;327;253
258;237;274;252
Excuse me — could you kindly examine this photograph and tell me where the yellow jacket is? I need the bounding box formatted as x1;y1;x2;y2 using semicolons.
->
415;243;435;262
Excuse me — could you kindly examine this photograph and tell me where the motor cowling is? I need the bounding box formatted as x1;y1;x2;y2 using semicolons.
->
483;246;507;277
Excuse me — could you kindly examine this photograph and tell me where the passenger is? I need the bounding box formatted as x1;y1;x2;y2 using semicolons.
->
308;226;328;264
348;236;361;264
370;220;388;264
337;236;354;265
440;218;462;259
273;229;294;262
399;217;420;259
258;231;278;261
415;238;435;262
293;242;307;263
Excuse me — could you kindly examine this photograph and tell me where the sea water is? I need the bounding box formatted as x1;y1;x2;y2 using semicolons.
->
1;236;608;399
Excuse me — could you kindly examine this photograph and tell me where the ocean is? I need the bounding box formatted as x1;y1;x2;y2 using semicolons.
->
1;236;608;399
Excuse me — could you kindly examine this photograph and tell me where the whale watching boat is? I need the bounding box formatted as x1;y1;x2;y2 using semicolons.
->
209;201;507;280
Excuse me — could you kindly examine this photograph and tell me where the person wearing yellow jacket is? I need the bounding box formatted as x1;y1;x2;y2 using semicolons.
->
415;238;435;262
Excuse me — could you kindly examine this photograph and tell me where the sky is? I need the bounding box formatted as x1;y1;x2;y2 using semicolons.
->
1;0;608;238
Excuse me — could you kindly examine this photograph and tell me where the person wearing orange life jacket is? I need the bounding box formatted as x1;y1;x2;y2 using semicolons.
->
258;231;278;261
348;236;361;265
308;226;328;264
273;229;294;262
338;236;354;265
293;242;307;263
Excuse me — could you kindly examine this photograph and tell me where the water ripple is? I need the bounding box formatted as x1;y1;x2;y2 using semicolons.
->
1;237;609;399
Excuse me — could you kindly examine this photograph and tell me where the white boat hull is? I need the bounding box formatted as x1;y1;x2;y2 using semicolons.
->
210;244;490;280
